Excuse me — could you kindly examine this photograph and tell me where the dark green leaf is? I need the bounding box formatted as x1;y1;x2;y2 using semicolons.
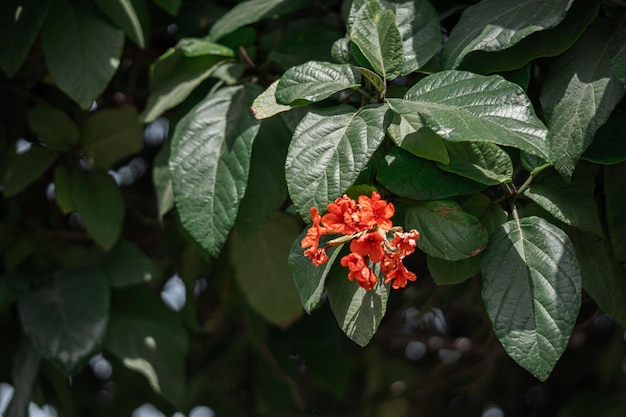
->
94;0;150;48
153;0;180;15
356;67;385;93
285;104;389;219
437;141;513;185
350;1;403;80
441;0;573;70
231;212;304;325
71;169;125;250
275;61;361;105
523;170;602;236
605;162;626;260
540;21;625;179
376;147;486;201
81;107;142;169
388;71;550;160
405;200;488;261
140;40;235;123
152;141;174;221
386;112;449;164
251;80;294;120
427;255;480;285
583;103;626;164
269;26;338;70
0;0;55;77
326;262;389;346
105;287;187;409
19;267;110;374
481;216;582;381
170;84;261;257
4;339;40;417
611;41;626;88
53;165;76;214
3;145;58;197
461;192;508;235
42;0;124;109
28;104;79;151
101;240;158;288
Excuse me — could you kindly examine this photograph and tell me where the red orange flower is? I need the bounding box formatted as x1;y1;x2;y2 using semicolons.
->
358;191;394;230
340;252;377;290
321;194;359;234
350;231;385;263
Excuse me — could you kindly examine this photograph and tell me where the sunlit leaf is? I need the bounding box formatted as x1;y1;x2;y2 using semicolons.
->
386;112;449;164
251;80;294;120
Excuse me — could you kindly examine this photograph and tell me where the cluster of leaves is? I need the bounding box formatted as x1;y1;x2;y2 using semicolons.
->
1;0;626;415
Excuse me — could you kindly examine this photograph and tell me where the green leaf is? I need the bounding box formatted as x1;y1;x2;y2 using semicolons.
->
331;38;352;64
170;84;262;257
94;0;150;48
376;147;486;201
441;0;574;70
355;67;385;93
540;21;626;179
3;145;58;197
269;25;339;70
81;107;143;169
437;141;513;185
100;240;158;288
326;261;389;346
387;71;550;161
4;339;40;417
349;0;441;75
71;169;125;250
275;61;361;105
350;1;403;80
251;80;294;120
0;0;55;77
231;212;304;325
153;0;180;15
523;170;602;236
427;255;481;285
583;103;626;165
53;165;76;214
19;267;110;374
386;112;449;164
481;216;582;381
605;162;626;260
612;42;626;88
461;192;508;235
285;104;389;219
42;0;124;109
404;200;488;261
28;104;79;151
140;39;235;123
104;287;188;409
288;233;344;314
152;142;174;221
209;0;313;41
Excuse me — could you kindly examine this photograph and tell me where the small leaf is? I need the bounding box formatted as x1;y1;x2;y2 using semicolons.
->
152;142;174;220
19;267;110;374
71;169;125;250
53;165;76;214
153;0;181;15
326;261;389;346
170;84;261;257
388;71;550;161
81;107;143;169
42;0;124;109
231;212;304;325
355;67;385;93
540;21;625;179
376;147;486;201
0;0;56;77
4;338;40;417
275;61;361;105
427;255;481;285
405;200;488;261
350;1;404;80
285;104;389;219
101;240;158;288
605;162;626;260
481;216;582;381
386;112;449;164
28;104;79;151
437;141;513;185
3;145;58;197
251;80;294;120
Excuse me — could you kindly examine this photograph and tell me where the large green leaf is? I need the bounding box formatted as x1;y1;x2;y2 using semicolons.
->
285;104;389;219
387;71;550;161
523;170;602;236
437;141;513;185
376;147;486;201
605;162;626;260
170;84;262;257
19;267;110;374
540;22;626;179
94;0;150;48
427;255;481;286
104;288;188;409
4;339;40;417
481;216;582;381
441;0;574;70
583;104;626;165
348;0;441;74
3;145;58;197
42;0;124;109
0;0;55;77
326;261;389;347
100;240;158;288
140;39;235;123
81;107;142;169
231;212;304;325
350;1;404;81
275;61;361;105
386;112;449;164
28;104;79;151
71;169;125;250
404;200;488;261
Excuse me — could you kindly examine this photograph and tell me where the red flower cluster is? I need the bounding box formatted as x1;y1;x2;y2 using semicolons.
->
301;192;420;290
